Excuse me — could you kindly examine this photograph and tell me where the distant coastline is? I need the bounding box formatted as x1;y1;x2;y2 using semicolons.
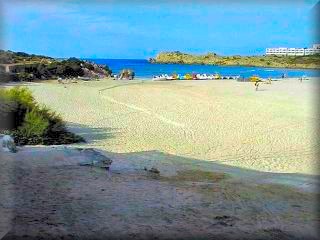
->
150;51;320;70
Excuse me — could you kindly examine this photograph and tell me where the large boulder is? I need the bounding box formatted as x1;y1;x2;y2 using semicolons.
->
118;69;135;80
81;61;111;79
1;135;17;153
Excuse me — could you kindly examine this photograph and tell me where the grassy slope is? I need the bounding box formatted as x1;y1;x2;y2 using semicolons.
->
154;52;320;69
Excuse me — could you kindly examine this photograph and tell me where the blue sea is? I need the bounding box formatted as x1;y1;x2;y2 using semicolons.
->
87;59;319;79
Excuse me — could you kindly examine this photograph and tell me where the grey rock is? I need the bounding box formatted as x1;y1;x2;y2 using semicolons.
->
1;135;17;153
79;148;112;169
117;69;135;80
149;167;160;174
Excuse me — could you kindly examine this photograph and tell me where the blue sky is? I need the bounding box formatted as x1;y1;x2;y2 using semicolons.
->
1;0;319;59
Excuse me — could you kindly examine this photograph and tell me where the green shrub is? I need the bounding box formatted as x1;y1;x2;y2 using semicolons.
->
11;130;44;145
2;87;35;108
18;109;49;137
0;87;84;145
0;87;34;129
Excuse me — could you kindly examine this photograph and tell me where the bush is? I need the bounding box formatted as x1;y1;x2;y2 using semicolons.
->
0;87;34;129
3;86;35;108
0;87;84;145
18;109;49;137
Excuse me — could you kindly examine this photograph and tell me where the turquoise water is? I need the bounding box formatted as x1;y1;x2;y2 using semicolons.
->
88;59;319;79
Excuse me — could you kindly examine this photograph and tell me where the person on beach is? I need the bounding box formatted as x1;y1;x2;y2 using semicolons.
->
255;80;261;91
267;77;272;84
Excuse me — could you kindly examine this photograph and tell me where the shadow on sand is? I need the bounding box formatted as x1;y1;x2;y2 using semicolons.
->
0;146;319;240
102;149;319;192
65;123;120;145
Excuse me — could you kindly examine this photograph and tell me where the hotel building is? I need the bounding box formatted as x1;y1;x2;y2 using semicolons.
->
266;44;320;56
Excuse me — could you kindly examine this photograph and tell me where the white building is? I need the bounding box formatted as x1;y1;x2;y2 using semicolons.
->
266;44;320;56
313;44;320;49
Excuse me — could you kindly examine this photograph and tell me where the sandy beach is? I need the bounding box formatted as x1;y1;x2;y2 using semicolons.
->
2;1;320;238
26;78;319;175
1;78;320;239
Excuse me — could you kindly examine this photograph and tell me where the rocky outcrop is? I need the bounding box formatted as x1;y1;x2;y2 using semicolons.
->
117;69;135;80
148;58;156;63
81;61;111;79
152;51;320;69
0;51;112;82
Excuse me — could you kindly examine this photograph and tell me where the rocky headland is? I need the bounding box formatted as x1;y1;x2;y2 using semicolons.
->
151;51;320;69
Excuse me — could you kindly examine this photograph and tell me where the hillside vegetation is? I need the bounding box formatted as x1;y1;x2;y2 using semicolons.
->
0;50;112;82
0;50;53;64
152;51;320;69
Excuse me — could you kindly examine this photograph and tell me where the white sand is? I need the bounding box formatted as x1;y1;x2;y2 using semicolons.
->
1;79;319;239
25;78;319;175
